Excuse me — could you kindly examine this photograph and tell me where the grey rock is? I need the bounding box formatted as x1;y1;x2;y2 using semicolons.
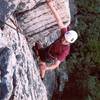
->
0;0;20;29
0;47;16;100
0;21;47;100
0;0;77;100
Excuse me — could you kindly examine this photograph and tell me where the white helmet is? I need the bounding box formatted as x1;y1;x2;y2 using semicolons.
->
64;30;78;43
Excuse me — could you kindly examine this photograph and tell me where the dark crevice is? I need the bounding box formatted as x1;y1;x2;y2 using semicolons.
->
27;20;68;37
27;24;58;37
9;71;17;100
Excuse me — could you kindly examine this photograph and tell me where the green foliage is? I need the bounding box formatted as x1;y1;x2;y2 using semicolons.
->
87;39;100;64
65;0;100;100
74;0;100;64
76;0;100;13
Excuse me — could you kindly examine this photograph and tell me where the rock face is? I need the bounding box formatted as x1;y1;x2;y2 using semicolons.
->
0;0;77;100
0;20;47;100
16;0;71;47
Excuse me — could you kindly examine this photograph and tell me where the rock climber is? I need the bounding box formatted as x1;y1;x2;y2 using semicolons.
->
33;0;78;80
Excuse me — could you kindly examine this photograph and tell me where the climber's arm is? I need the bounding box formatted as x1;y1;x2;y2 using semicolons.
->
47;0;71;29
46;60;61;71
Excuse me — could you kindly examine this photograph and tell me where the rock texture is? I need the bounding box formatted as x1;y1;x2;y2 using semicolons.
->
16;0;71;47
15;1;73;100
0;0;77;100
0;20;47;100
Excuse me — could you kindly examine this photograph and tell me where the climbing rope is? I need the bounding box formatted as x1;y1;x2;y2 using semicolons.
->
0;19;17;31
0;0;45;31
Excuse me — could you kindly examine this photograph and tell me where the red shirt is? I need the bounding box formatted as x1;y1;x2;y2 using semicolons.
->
47;28;70;62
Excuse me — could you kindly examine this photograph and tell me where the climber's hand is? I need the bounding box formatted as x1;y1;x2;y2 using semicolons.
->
46;67;49;70
46;0;54;5
46;0;53;2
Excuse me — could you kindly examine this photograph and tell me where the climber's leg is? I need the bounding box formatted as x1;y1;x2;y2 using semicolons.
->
39;61;46;79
